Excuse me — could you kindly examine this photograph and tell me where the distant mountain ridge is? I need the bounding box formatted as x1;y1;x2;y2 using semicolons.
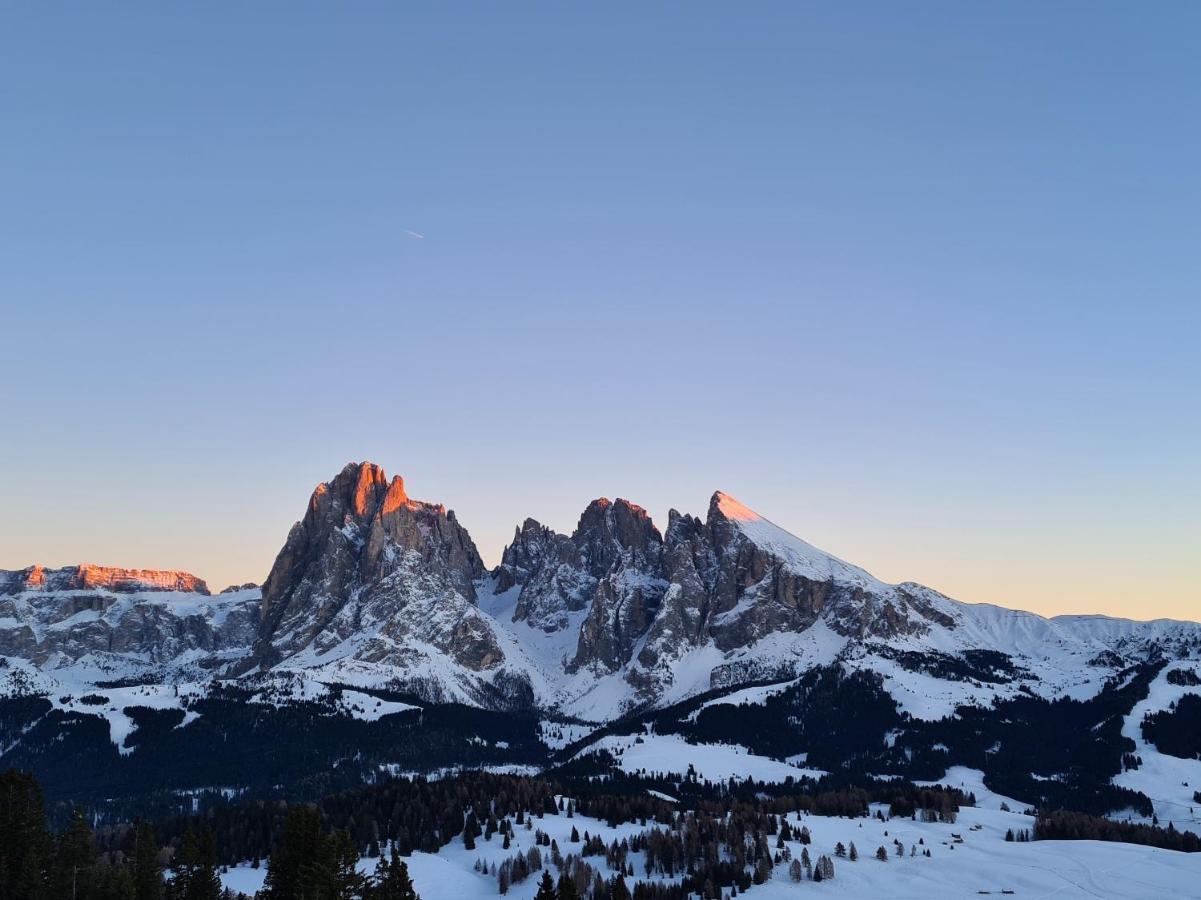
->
1;564;211;596
2;460;1197;720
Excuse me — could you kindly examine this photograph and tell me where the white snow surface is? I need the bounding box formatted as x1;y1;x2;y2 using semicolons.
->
577;731;828;783
220;793;1201;899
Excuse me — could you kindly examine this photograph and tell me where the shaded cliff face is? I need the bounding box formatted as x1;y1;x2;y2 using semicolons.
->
493;498;669;675
254;462;505;693
496;489;960;707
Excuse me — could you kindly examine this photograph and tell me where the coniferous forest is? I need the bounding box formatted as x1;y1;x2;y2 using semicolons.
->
5;754;1199;900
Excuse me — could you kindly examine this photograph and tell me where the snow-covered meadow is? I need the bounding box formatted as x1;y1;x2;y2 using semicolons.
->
220;790;1201;899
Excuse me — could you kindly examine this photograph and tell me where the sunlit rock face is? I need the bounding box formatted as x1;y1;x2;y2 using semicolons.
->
254;462;508;699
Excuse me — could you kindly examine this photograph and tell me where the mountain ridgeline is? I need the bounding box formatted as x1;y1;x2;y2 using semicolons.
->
237;461;976;712
2;460;1200;820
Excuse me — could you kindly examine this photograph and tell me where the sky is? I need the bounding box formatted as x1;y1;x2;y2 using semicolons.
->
1;4;1197;621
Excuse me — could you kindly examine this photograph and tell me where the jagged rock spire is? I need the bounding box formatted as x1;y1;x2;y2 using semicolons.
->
255;462;490;679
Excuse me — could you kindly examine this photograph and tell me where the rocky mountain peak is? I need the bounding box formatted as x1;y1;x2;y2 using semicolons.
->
572;497;662;576
254;463;497;689
708;490;759;524
313;460;390;520
378;475;410;516
495;519;567;594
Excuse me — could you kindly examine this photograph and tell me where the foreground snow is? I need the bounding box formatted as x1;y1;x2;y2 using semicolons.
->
220;796;1201;899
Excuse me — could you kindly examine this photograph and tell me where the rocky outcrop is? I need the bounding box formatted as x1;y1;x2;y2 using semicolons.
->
497;519;590;630
567;499;667;673
0;573;257;678
0;565;210;596
493;498;669;673
495;489;963;707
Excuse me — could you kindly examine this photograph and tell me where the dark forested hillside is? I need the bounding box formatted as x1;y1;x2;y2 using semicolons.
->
578;662;1166;819
1141;694;1201;760
0;686;544;817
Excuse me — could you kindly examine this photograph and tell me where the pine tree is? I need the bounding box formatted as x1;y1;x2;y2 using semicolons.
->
610;874;630;900
533;870;558;900
325;829;365;900
849;842;858;862
394;858;420;900
188;829;223;900
53;808;96;900
875;846;888;862
498;861;511;895
556;872;580;900
370;848;420;900
0;770;51;900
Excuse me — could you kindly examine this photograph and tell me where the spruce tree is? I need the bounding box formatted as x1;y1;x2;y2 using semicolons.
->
133;821;164;900
0;770;51;900
53;808;96;900
533;870;558;900
556;872;580;900
188;829;222;900
610;874;630;900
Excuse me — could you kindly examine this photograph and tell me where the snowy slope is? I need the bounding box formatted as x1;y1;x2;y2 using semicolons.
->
1112;661;1201;832
220;791;1201;900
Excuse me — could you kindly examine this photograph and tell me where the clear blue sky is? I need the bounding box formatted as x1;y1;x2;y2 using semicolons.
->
2;4;1197;619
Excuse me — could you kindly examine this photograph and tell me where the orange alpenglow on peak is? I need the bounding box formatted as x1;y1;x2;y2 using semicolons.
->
379;476;410;516
349;461;388;517
711;491;762;523
615;498;650;517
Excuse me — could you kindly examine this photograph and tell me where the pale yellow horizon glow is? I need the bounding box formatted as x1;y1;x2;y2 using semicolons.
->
3;477;1196;625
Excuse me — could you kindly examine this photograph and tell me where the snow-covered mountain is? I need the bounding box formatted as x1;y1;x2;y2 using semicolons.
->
4;461;1200;826
245;463;1199;721
0;564;258;686
3;460;1199;721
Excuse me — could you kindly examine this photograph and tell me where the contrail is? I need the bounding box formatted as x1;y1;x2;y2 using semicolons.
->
405;230;425;240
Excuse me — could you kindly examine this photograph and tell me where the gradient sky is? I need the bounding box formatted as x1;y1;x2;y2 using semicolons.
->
1;4;1198;621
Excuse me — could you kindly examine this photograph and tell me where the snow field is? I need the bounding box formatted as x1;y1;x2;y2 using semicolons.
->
220;791;1201;899
580;731;828;783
